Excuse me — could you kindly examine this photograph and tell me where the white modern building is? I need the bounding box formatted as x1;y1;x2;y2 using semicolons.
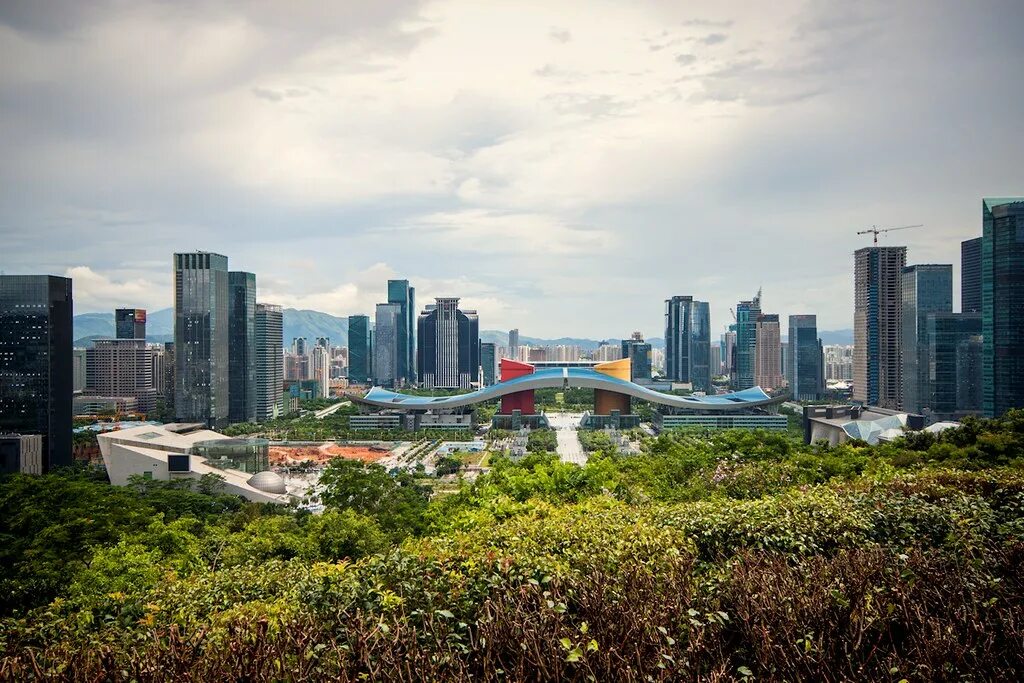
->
97;422;292;504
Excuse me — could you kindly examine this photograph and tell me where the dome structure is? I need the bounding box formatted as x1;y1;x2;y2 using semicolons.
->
247;470;287;495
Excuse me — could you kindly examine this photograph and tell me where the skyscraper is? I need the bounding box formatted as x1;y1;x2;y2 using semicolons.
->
928;312;982;419
961;237;982;314
387;280;416;384
86;339;158;412
228;271;257;424
787;315;823;401
734;291;761;390
115;308;146;339
722;327;736;378
480;342;497;386
854;247;906;409
254;303;283;422
508;328;520;361
982;198;1024;417
621;332;652;381
0;275;73;472
417;297;480;389
292;338;308;356
901;264;952;413
665;296;693;383
347;314;371;384
174;252;229;428
754;313;783;391
691;301;711;392
374;303;401;387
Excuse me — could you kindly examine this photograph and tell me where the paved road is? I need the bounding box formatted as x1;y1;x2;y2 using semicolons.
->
547;412;587;465
314;401;350;419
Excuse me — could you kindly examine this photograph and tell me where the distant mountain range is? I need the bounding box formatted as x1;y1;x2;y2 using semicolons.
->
74;309;855;348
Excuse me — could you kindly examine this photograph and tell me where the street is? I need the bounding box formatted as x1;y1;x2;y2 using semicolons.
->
546;412;587;465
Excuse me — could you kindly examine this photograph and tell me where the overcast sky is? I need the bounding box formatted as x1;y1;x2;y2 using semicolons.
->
1;1;1022;338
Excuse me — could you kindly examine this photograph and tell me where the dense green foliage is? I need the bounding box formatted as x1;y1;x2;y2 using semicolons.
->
3;412;1024;680
527;428;558;452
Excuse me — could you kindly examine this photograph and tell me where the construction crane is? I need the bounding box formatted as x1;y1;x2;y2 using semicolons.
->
857;224;923;245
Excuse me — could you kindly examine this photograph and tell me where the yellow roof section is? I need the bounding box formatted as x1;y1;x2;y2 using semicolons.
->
594;358;631;381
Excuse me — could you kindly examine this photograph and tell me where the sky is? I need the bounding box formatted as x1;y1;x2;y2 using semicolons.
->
1;0;1022;339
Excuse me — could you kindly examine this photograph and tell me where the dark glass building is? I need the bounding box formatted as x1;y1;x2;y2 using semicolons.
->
347;314;371;384
664;296;711;391
387;280;416;384
0;275;73;472
115;308;147;339
982;198;1024;417
174;252;229;428
228;271;257;424
787;315;823;401
901;264;952;413
621;333;652;382
961;237;982;314
480;341;497;386
928;312;982;419
734;292;761;390
417;298;479;389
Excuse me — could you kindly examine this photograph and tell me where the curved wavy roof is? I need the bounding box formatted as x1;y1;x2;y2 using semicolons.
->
352;367;781;412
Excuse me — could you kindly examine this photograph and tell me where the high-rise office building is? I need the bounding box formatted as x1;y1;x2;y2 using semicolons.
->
621;332;652;382
86;339;158;413
982;198;1024;417
228;271;257;424
374;303;401;387
0;275;73;472
901;264;952;413
480;342;497;386
148;344;169;397
754;314;783;391
664;296;711;391
174;252;230;428
347;315;371;384
292;338;308;356
709;344;722;379
928;312;982;419
387;280;416;384
254;303;283;422
417;298;480;389
734;292;761;390
311;344;331;398
508;329;520;361
722;327;736;378
961;237;982;314
115;308;147;340
73;348;87;393
854;246;906;409
787;315;823;401
315;337;330;349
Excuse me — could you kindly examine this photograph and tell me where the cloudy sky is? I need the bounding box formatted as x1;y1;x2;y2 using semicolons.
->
1;0;1022;338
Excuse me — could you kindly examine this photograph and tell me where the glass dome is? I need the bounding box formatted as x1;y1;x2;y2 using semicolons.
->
247;471;287;495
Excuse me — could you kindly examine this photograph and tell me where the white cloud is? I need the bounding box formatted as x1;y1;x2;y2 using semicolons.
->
64;266;166;312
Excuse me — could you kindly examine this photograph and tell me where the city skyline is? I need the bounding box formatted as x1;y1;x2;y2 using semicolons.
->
2;2;1022;338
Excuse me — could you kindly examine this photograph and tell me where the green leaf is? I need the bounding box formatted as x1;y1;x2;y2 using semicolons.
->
738;665;753;677
560;637;573;650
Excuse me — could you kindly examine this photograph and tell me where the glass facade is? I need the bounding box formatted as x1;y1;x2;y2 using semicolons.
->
664;296;711;391
0;275;73;472
115;308;146;339
787;315;823;401
961;237;982;314
228;271;257;424
347;314;371;384
928;313;982;419
734;293;761;390
416;298;479;389
191;438;269;473
901;264;952;413
374;303;401;387
480;342;497;385
174;252;230;428
387;280;415;384
620;335;652;381
982;198;1024;416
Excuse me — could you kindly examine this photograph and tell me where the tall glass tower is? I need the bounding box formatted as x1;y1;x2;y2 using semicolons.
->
374;303;401;387
787;315;823;401
961;237;982;314
347;314;371;384
901;264;952;413
734;291;761;390
387;280;415;385
0;275;73;472
174;252;230;428
982;198;1024;417
228;271;257;424
665;296;711;392
115;308;147;339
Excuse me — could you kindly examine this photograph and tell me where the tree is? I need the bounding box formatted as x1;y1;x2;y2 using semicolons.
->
319;460;430;538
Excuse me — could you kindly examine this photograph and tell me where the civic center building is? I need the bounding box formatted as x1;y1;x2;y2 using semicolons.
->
349;358;786;431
